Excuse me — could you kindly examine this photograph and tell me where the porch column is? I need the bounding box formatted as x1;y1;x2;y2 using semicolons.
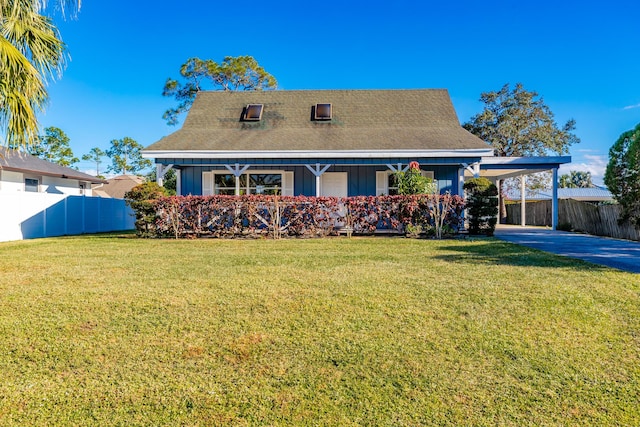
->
224;163;251;195
458;167;465;196
156;163;173;187
462;162;480;178
305;163;332;196
520;174;526;227
552;167;559;231
176;169;181;196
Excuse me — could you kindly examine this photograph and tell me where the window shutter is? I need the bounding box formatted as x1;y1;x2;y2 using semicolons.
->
202;171;213;196
283;171;294;196
375;171;387;196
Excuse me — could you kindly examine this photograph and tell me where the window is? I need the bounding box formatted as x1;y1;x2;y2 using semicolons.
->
215;173;243;195
248;173;281;195
243;104;263;121
25;178;39;192
314;103;332;120
211;172;284;195
79;183;86;195
388;174;400;196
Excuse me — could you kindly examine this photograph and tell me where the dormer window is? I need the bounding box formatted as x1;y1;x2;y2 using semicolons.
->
314;103;332;120
243;104;263;121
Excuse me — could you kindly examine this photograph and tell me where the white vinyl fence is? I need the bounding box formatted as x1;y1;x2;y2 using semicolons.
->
0;193;135;242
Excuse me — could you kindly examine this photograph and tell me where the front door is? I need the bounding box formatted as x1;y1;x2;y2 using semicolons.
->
320;172;348;197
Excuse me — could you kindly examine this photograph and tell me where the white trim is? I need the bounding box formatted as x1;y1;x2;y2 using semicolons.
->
143;149;494;160
375;171;387;196
202;171;213;196
480;156;571;166
204;169;292;196
283;171;294;196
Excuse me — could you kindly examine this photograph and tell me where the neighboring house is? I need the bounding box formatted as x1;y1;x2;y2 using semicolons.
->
0;148;134;242
0;146;104;194
143;89;494;198
505;187;614;203
93;174;145;199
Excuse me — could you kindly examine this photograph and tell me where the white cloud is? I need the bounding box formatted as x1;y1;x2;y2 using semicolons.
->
559;155;608;186
623;103;640;110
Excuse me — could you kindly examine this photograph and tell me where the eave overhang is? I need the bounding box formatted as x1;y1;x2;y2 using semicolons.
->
142;148;495;160
468;156;572;180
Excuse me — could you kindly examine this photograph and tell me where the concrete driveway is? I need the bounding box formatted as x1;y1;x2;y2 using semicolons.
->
493;225;640;274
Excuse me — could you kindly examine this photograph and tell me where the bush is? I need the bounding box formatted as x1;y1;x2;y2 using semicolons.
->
145;195;465;239
464;177;499;236
557;222;573;232
393;161;436;195
124;182;169;237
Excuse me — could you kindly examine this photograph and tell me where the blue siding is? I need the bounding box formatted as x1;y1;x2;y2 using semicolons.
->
179;164;462;197
431;165;457;193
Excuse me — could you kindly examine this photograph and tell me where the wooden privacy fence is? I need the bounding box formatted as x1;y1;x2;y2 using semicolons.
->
506;199;640;241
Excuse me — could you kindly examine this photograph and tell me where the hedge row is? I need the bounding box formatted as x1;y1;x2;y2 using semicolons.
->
146;195;465;238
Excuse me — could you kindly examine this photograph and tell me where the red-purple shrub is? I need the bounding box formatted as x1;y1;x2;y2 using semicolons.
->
145;194;465;238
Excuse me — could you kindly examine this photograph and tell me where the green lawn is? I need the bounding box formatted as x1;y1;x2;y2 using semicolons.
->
0;235;638;426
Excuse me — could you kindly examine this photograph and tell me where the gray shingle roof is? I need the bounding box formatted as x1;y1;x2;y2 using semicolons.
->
145;89;490;153
0;147;105;183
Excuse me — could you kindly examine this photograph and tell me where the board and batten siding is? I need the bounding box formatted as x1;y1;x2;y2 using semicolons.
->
177;165;459;197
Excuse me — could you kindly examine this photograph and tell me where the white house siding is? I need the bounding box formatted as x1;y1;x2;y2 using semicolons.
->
0;170;24;192
41;176;92;196
0;171;93;196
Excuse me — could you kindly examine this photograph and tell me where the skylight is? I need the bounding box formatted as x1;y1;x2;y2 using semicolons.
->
314;103;332;120
243;104;263;121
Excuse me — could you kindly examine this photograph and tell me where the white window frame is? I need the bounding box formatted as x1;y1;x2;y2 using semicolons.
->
376;170;434;196
24;177;40;193
202;170;294;196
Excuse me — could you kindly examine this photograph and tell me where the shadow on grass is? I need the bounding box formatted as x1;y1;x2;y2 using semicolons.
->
435;237;608;272
59;230;138;239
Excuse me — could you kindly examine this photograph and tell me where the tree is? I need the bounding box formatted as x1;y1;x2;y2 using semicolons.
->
82;147;106;178
106;137;152;175
393;161;436;195
559;170;594;188
146;167;177;195
464;177;499;236
0;0;80;147
162;55;277;125
604;123;640;228
464;83;579;157
463;83;580;220
18;126;78;167
124;182;169;237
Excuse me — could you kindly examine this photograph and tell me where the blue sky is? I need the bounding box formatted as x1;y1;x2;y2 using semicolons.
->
40;0;640;185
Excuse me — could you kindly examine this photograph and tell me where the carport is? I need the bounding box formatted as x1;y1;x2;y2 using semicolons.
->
464;156;572;230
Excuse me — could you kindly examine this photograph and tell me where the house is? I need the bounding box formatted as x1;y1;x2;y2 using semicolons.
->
93;174;145;199
142;89;571;229
0;146;104;194
504;187;614;204
143;89;494;198
0;147;134;242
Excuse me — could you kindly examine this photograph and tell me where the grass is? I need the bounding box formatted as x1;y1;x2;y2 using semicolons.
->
0;235;638;426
